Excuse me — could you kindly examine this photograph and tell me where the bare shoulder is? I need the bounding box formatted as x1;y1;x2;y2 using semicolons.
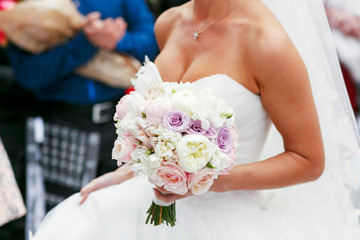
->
154;2;191;50
244;1;295;57
243;0;306;85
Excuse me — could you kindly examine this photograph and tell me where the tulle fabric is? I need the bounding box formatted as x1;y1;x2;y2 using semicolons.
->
31;0;360;239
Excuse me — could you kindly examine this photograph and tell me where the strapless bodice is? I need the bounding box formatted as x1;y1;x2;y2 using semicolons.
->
193;74;272;164
131;59;273;165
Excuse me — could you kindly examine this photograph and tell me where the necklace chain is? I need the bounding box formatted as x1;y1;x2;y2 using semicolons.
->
192;3;239;40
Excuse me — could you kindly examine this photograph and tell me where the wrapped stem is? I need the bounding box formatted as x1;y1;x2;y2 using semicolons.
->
145;201;176;227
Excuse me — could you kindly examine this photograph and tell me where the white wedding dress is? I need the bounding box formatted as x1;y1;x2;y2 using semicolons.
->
32;72;360;240
32;0;360;239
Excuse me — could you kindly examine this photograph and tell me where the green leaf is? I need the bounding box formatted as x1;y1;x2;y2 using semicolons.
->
146;149;154;155
142;112;147;118
206;162;216;169
220;113;233;119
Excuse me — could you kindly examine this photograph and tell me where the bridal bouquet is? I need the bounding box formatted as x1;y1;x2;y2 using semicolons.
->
112;59;238;226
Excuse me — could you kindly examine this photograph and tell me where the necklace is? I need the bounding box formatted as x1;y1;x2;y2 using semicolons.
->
192;3;239;40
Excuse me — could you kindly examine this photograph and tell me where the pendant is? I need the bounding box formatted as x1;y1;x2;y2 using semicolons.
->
193;32;199;40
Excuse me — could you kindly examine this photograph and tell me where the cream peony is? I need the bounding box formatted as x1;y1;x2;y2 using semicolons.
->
176;134;215;173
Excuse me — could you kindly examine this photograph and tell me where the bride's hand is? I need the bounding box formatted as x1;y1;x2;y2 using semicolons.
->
80;164;133;204
153;186;193;204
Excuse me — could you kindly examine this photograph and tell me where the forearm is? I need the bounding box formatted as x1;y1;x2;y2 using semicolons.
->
114;164;135;184
7;33;97;90
211;151;324;192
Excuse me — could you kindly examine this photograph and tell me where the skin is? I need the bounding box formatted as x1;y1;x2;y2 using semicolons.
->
80;0;324;204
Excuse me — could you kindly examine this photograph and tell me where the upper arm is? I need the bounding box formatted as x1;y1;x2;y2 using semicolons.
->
252;29;324;166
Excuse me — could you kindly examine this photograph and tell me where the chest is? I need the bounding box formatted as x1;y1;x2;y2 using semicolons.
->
154;22;254;91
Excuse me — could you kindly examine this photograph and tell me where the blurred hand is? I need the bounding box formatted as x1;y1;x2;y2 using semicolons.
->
153;186;193;204
80;164;133;204
83;11;127;50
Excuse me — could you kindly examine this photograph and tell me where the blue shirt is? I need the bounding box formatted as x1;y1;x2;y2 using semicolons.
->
7;0;159;105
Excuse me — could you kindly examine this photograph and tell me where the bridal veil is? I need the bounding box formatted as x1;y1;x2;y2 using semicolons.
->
261;0;360;222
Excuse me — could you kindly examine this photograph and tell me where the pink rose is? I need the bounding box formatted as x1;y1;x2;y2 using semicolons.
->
188;168;215;195
112;134;136;166
150;162;188;195
114;95;131;121
144;98;171;125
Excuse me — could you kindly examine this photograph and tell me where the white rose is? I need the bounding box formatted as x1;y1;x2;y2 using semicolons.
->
142;82;164;100
163;82;180;97
163;81;194;96
176;134;215;173
210;150;231;172
171;90;198;114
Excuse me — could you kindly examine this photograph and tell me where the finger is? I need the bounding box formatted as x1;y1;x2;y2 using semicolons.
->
79;195;88;205
88;19;104;31
79;182;99;204
86;11;101;22
115;18;127;29
80;180;100;197
155;186;174;195
115;17;126;25
153;188;180;203
154;188;174;203
103;18;115;27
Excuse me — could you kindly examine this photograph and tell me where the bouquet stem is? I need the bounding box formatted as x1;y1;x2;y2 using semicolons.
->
145;201;176;227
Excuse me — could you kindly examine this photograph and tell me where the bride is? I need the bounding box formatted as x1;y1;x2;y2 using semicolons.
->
32;0;360;239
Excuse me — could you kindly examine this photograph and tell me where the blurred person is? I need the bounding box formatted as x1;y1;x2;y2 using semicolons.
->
0;137;26;239
0;1;38;239
0;46;37;240
5;0;159;234
324;0;360;214
324;0;360;114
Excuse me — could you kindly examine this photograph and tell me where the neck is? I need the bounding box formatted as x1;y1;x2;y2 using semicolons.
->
192;0;239;22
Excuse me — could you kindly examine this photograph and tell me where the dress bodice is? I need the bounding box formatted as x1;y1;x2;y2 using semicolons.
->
194;74;272;164
132;59;273;164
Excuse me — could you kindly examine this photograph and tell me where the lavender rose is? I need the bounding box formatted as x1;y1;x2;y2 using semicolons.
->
186;120;206;135
162;110;190;132
215;125;233;153
204;125;217;139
